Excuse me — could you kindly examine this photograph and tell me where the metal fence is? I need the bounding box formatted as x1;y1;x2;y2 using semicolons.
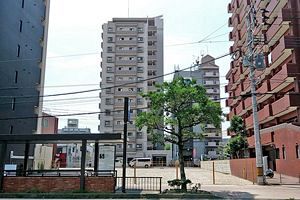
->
4;169;117;177
116;177;162;193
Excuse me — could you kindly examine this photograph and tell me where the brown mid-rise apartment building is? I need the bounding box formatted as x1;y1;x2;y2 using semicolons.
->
226;0;300;177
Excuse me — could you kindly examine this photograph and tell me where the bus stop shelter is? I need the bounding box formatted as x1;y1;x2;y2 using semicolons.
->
0;133;121;192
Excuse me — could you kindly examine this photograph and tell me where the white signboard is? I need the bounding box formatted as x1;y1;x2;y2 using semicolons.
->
98;145;115;170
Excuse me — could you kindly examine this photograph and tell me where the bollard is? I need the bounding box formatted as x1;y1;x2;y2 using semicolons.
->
299;173;300;184
212;161;215;185
279;173;282;184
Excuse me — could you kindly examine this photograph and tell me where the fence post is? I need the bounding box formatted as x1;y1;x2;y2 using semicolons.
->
212;161;215;184
252;163;255;185
134;163;136;184
175;160;179;179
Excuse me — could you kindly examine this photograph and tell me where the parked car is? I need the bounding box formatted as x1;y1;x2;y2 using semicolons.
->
129;158;152;168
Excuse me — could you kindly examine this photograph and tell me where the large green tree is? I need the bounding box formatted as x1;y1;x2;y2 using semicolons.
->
136;77;222;191
226;116;248;158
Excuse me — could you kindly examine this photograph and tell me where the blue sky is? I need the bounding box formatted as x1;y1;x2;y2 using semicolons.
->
44;0;232;134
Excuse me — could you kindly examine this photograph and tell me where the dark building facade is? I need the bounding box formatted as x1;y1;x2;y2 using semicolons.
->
0;0;50;165
226;0;300;177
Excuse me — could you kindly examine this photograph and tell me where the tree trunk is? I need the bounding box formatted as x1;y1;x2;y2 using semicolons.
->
178;141;187;192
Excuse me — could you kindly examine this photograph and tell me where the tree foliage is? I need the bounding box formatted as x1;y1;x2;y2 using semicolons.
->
136;77;222;191
226;116;248;158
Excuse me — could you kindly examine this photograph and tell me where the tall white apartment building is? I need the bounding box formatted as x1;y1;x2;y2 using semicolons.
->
99;16;171;164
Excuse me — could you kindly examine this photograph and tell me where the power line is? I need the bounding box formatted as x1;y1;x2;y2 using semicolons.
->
0;51;233;99
1;91;299;121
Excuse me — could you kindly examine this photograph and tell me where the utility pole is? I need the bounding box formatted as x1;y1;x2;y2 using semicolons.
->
122;97;129;193
243;2;265;185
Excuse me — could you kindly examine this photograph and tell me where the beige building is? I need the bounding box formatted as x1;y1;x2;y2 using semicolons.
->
99;16;171;164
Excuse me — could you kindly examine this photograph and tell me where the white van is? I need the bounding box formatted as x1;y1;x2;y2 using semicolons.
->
129;158;152;168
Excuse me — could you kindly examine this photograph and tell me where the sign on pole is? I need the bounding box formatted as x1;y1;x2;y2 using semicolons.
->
98;145;115;170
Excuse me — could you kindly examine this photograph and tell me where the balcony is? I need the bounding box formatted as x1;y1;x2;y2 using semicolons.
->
235;100;244;115
226;98;233;107
115;49;137;55
227;3;232;13
115;40;137;45
206;142;217;147
204;72;219;77
206;88;219;94
115;69;137;75
115;60;137;66
258;104;271;122
228;17;233;27
203;80;219;86
114;91;137;96
245;114;253;128
271;94;300;117
270;64;296;91
227;110;235;121
256;81;269;100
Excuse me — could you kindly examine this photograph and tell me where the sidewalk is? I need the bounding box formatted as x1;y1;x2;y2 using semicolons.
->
202;184;300;199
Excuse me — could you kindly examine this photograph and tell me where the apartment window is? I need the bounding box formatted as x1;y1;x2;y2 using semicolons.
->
129;27;134;31
17;45;20;57
107;67;113;72
137;37;143;42
147;81;156;86
105;98;112;105
108;27;113;32
137;57;143;62
19;20;23;32
117;88;123;91
117;77;123;80
282;145;286;159
116;121;121;125
107;57;113;62
107;46;113;52
137;47;143;52
104;121;111;126
271;132;275;142
128;132;133;137
137;27;143;32
105;88;112;94
128;144;133;149
137;67;143;72
128;67;132;70
117;98;122;103
11;98;16;110
129;37;133;40
107;37;113;42
296;144;299;159
137;77;143;81
14;71;18;83
129;57;134;61
9;126;13;134
137;88;143;92
128;88;134;92
118;67;122;71
137;132;143;138
148;19;155;26
106;77;112;82
105;110;111;116
117;144;122;149
136;144;143;149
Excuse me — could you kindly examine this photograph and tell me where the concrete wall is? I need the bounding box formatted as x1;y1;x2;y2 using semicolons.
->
201;160;231;174
3;177;115;193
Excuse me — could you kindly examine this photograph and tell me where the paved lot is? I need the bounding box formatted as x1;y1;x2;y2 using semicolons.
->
116;166;252;189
